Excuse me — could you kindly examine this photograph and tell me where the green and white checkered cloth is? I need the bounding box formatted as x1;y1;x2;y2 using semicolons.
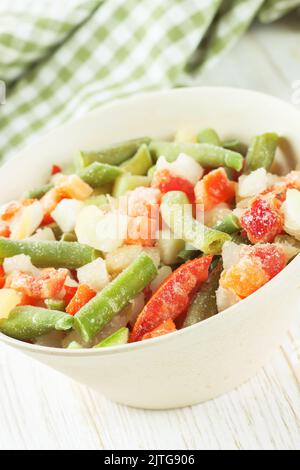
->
0;0;299;162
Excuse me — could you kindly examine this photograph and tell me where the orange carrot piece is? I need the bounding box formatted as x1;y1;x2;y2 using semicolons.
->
66;284;96;316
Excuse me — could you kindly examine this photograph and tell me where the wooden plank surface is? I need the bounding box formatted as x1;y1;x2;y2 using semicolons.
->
1;15;300;450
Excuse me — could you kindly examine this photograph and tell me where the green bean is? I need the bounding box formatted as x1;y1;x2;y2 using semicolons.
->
230;233;251;245
0;238;99;269
78;162;123;188
121;144;152;175
160;192;231;255
84;194;108;208
245;132;279;172
112;174;150;197
74;253;157;342
177;248;200;261
223;139;242;152
213;214;241;234
147;165;156;180
60;232;77;242
46;223;63;240
0;306;73;341
23;183;54;199
197;128;221;146
76;137;151;168
150;141;243;171
183;263;222;328
45;299;66;311
94;327;129;348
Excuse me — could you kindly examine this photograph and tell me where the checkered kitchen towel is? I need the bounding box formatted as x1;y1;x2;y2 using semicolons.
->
0;0;299;161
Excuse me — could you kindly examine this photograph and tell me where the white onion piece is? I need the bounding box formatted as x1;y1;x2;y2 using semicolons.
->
77;258;110;292
51;199;84;233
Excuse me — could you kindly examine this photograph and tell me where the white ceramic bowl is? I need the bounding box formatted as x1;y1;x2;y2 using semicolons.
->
1;87;300;410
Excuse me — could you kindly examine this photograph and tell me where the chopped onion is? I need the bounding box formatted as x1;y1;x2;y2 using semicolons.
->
216;286;241;313
156;153;203;184
150;266;172;292
238;168;267;199
10;201;43;240
222;241;242;270
51;199;84;233
77;258;110;292
3;254;40;276
29;227;55;241
283;189;300;240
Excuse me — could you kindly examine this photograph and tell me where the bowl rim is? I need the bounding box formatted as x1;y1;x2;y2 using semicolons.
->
1;86;300;357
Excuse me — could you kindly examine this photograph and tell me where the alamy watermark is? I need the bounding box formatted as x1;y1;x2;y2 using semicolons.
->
0;80;6;105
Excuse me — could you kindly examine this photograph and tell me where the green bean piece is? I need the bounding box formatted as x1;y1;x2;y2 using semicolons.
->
0;306;73;341
160;192;231;255
23;183;54;200
94;327;129;348
223;139;242;152
0;238;99;269
245;132;279;172
197;128;221;146
150;141;243;171
112;174;150;198
45;299;66;311
213;214;241;234
177;248;200;261
74;253;157;342
60;232;77;242
77;137;151;168
147;165;156;180
183;263;222;328
84;194;108;208
78;162;123;188
121;144;152;175
46;223;63;240
230;233;251;245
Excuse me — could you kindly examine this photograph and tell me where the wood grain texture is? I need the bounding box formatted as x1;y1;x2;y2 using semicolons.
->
1;15;300;450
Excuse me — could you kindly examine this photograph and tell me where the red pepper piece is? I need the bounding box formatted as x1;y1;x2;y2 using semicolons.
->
247;244;286;279
5;268;68;300
0;222;10;238
240;196;283;244
142;319;176;341
66;284;96;316
63;284;78;304
130;256;212;342
51;164;62;175
194;168;236;210
152;169;195;203
0;265;5;289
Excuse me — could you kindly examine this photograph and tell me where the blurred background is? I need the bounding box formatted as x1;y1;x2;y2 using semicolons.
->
0;0;299;163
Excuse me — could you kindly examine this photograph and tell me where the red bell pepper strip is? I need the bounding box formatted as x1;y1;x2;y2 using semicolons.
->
66;284;96;316
130;256;212;342
142;319;176;340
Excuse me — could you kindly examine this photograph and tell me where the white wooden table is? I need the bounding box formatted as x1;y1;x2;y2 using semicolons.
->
1;16;300;451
